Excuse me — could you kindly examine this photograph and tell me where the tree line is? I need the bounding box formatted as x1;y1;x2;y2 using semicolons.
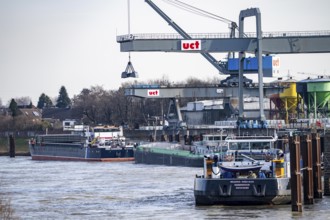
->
0;76;219;132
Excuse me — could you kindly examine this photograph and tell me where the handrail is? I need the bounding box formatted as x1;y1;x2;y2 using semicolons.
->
117;30;330;42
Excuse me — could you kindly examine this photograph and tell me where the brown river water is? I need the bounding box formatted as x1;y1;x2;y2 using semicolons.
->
1;157;329;219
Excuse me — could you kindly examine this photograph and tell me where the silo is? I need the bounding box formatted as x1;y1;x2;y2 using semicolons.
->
296;77;330;119
270;77;299;123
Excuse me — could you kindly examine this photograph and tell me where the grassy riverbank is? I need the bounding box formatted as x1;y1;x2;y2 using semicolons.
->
0;137;30;155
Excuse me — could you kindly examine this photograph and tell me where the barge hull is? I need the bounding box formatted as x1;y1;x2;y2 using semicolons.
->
29;144;134;162
31;155;134;162
194;177;291;205
134;148;203;167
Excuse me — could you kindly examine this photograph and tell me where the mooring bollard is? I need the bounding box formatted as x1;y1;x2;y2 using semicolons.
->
9;134;16;158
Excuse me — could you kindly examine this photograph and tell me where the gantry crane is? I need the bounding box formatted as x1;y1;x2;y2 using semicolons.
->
117;0;330;126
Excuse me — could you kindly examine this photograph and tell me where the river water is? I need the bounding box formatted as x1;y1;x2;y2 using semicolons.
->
1;157;329;220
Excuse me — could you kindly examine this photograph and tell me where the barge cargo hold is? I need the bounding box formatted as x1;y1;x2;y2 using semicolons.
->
134;143;203;167
29;141;134;162
134;133;226;167
29;125;135;162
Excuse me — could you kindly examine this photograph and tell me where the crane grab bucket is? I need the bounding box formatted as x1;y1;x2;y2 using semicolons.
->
121;61;138;78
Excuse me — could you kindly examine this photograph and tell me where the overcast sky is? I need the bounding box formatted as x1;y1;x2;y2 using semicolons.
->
1;0;330;106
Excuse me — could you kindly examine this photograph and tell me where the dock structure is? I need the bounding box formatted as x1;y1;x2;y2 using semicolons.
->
290;135;302;212
324;132;330;196
312;133;323;198
118;2;330;208
9;135;15;158
301;134;314;204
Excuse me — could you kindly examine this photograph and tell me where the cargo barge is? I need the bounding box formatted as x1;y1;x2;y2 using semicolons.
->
134;133;227;167
134;142;203;167
194;134;291;205
29;125;135;162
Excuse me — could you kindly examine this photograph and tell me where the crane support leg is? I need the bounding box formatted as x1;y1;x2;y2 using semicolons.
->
165;98;185;135
238;8;265;121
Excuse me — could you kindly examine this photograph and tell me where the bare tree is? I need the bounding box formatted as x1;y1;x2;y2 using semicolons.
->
14;96;31;106
72;86;110;125
74;76;222;127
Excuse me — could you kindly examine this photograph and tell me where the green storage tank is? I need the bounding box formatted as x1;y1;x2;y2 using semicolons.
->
296;77;330;118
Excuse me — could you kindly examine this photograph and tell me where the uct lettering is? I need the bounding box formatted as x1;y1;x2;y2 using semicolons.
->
181;40;201;51
148;90;160;96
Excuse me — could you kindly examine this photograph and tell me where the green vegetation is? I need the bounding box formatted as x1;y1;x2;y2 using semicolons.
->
0;179;16;220
1;77;218;129
56;86;71;108
37;93;53;108
0;137;29;153
0;195;15;220
8;99;18;117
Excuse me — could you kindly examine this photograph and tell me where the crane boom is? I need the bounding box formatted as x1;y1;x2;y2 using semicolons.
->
145;0;229;74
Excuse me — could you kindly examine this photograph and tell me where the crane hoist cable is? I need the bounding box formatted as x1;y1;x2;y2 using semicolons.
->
161;0;238;30
122;0;138;78
160;0;248;60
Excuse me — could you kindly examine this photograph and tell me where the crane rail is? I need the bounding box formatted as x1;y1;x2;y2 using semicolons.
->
117;30;330;42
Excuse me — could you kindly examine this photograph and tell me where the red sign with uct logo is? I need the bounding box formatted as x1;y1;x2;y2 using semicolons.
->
148;89;159;96
181;40;201;51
